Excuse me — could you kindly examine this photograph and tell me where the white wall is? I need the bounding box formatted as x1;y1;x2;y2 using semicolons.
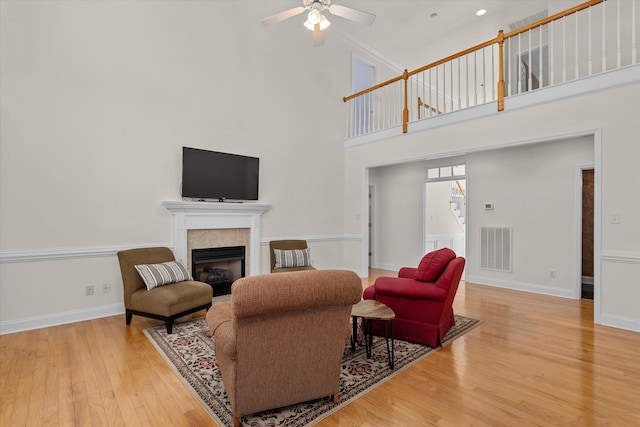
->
466;137;593;297
1;1;637;335
369;137;593;290
369;163;464;271
0;1;356;330
369;163;424;269
344;80;640;332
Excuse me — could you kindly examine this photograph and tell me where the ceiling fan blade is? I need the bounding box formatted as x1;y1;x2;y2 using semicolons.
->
260;6;306;26
328;4;376;26
312;23;325;46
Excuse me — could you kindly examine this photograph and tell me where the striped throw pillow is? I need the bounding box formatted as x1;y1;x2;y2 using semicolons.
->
135;261;193;290
274;248;311;269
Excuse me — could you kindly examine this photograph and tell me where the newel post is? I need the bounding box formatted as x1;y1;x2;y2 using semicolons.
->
402;69;409;133
497;30;505;112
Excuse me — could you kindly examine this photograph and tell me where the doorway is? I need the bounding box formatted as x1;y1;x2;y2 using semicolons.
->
581;168;595;299
424;163;467;258
368;185;375;267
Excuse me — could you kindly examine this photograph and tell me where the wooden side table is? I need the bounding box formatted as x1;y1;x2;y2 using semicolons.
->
351;299;395;369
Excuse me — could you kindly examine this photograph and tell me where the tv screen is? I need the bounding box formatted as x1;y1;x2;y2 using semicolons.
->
181;147;259;201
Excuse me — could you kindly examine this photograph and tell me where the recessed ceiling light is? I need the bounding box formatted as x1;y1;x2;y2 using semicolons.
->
430;13;438;19
476;9;487;16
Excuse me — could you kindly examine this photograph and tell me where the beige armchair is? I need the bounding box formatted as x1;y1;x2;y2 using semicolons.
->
117;247;212;334
206;269;362;426
269;239;317;273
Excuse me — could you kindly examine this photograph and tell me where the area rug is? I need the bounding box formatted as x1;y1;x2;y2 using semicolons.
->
145;314;481;427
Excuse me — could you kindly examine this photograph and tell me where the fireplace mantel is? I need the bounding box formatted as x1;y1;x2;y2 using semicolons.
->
162;200;271;276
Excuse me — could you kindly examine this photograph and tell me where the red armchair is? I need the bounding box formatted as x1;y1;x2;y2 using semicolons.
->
363;248;465;347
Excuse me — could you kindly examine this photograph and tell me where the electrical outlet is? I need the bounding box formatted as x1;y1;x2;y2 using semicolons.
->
549;270;557;279
103;283;110;294
86;285;94;296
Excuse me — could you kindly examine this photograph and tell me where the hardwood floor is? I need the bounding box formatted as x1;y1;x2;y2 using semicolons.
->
1;270;639;426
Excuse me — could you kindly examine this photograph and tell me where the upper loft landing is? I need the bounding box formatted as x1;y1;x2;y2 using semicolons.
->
343;0;639;147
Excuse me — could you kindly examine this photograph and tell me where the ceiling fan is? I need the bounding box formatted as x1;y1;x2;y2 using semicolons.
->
260;0;376;46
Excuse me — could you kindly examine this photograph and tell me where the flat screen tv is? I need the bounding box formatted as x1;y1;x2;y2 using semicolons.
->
181;147;259;202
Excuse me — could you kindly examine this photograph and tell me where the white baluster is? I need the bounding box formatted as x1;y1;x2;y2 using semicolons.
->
633;0;637;64
435;65;439;113
539;25;544;87
506;38;511;96
528;29;533;90
491;44;495;100
450;60;454;111
428;68;432;118
617;0;622;68
457;57;461;110
345;100;349;138
576;11;580;79
422;71;428;119
517;33;522;93
588;6;593;75
442;63;446;113
465;55;469;107
602;0;607;72
563;16;567;83
482;46;487;102
550;20;555;85
473;50;478;104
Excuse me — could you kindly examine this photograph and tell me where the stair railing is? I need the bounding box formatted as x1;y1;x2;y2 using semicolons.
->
343;0;638;139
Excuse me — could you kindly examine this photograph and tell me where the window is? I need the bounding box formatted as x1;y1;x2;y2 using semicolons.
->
426;164;466;182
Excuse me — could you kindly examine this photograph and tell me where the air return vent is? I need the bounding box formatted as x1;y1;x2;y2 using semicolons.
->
508;10;548;32
480;226;512;272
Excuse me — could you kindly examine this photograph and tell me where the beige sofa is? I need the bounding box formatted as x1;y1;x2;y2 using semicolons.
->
206;269;362;426
117;247;212;334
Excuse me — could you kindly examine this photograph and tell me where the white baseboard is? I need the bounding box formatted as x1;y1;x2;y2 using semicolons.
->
0;303;125;335
599;313;640;333
374;263;402;272
465;275;576;299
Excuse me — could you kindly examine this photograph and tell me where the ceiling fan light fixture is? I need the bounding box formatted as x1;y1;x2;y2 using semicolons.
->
262;0;375;45
308;9;321;25
319;15;331;30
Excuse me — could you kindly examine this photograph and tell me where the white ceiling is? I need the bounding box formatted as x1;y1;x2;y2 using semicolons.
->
261;0;585;70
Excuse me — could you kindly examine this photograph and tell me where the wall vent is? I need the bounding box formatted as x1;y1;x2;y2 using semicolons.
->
480;226;512;272
508;9;548;32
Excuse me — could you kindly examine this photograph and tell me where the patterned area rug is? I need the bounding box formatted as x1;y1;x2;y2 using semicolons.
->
145;314;481;427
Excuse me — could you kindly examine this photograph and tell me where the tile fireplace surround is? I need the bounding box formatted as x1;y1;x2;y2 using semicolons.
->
162;201;271;277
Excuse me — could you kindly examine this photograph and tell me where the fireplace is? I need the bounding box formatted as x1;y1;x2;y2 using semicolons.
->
163;201;271;279
192;246;246;296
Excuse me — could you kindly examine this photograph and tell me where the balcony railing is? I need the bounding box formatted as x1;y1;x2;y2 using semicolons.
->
343;0;638;139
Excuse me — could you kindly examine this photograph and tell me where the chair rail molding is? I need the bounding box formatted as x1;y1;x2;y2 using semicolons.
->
0;243;173;263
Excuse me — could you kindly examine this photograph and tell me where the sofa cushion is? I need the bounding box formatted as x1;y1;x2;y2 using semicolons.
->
135;260;192;290
374;276;448;301
129;280;211;315
413;248;456;282
273;248;311;269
